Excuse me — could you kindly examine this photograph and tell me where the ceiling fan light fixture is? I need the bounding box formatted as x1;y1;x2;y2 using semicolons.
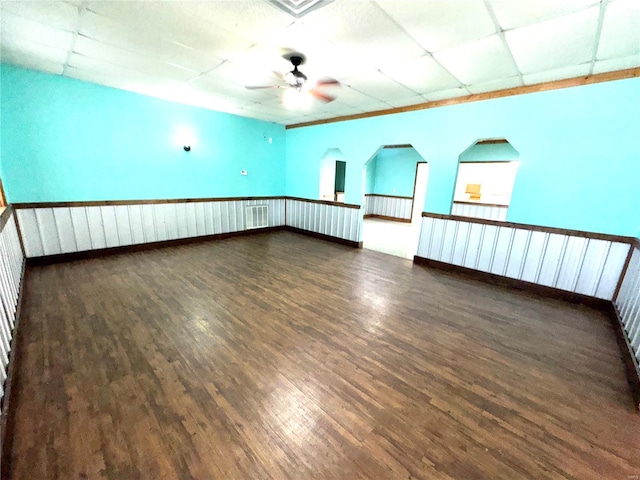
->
283;88;312;109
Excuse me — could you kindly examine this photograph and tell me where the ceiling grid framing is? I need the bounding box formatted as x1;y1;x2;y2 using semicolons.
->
0;0;637;125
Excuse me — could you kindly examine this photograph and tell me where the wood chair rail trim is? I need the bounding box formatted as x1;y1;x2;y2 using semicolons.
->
421;212;636;244
286;67;640;129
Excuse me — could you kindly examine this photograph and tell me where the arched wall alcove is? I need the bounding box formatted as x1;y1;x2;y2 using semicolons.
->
285;77;640;236
318;148;347;202
451;138;521;221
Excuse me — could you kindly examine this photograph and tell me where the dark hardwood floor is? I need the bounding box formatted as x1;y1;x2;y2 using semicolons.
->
7;231;640;479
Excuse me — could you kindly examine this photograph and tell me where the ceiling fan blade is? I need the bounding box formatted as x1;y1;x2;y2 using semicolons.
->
310;89;336;103
245;85;283;90
315;78;340;87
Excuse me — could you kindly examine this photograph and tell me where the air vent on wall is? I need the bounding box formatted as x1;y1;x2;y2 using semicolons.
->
246;205;269;230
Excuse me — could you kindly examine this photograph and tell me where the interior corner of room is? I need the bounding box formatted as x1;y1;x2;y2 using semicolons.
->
0;0;640;476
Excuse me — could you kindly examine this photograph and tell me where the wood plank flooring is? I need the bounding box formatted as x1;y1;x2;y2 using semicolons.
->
7;231;640;479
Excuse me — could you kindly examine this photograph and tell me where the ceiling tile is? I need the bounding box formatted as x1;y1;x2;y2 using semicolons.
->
240;109;282;123
424;87;470;101
487;0;598;30
65;53;166;86
298;111;334;122
74;36;200;83
1;12;74;51
80;11;225;73
0;1;79;32
1;35;69;65
86;2;253;60
522;63;591;85
242;102;289;115
433;35;519;85
1;0;636;125
597;0;640;60
592;54;640;74
343;69;418;101
466;76;523;94
360;101;393;113
65;63;246;115
505;7;599;74
178;1;294;43
300;1;425;66
378;54;462;95
319;101;364;116
222;46;294;83
189;72;276;103
384;95;427;108
0;53;64;75
332;84;386;108
376;0;497;52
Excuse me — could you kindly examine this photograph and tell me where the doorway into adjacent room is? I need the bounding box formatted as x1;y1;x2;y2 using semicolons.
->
362;145;429;259
319;149;347;203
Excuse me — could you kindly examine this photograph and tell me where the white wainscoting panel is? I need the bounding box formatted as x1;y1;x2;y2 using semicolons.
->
285;199;360;243
417;215;630;300
17;198;286;258
616;244;640;364
0;211;25;400
452;202;508;221
365;195;412;220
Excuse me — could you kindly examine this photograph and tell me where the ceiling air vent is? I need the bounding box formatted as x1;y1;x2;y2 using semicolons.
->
268;0;335;18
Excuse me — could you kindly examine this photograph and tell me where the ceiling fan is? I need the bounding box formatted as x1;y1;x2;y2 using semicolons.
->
245;53;340;103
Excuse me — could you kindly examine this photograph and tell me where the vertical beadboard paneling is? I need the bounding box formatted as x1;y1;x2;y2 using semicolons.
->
504;229;530;279
86;206;108;250
139;204;157;243
520;231;547;284
537;234;567;288
490;227;514;276
127;205;144;245
53;208;77;254
0;210;26;402
477;225;498;272
596;242;631;300
16;198;287;258
285;198;360;243
101;206;120;247
452;202;508;221
616;245;640;364
114;205;134;246
37;208;62;255
576;239;611;297
554;236;588;293
70;208;93;252
16;209;44;258
417;215;631;301
365;195;412;220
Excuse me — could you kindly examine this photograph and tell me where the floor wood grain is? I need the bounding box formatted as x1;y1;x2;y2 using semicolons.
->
7;231;640;479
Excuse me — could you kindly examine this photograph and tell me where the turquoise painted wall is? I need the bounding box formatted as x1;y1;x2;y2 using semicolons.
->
285;77;640;236
364;158;376;194
0;64;285;202
370;147;424;197
459;142;520;162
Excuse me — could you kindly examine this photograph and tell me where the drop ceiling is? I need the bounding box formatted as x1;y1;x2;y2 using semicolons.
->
1;0;639;126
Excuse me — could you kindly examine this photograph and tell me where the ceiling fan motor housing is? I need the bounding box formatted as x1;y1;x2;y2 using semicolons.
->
289;56;308;84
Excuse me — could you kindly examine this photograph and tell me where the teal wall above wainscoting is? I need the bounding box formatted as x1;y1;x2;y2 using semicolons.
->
367;147;424;197
459;141;520;162
0;64;286;202
2;64;639;237
285;76;640;237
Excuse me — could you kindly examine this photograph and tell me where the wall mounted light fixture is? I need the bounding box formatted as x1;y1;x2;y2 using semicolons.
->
175;127;195;153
